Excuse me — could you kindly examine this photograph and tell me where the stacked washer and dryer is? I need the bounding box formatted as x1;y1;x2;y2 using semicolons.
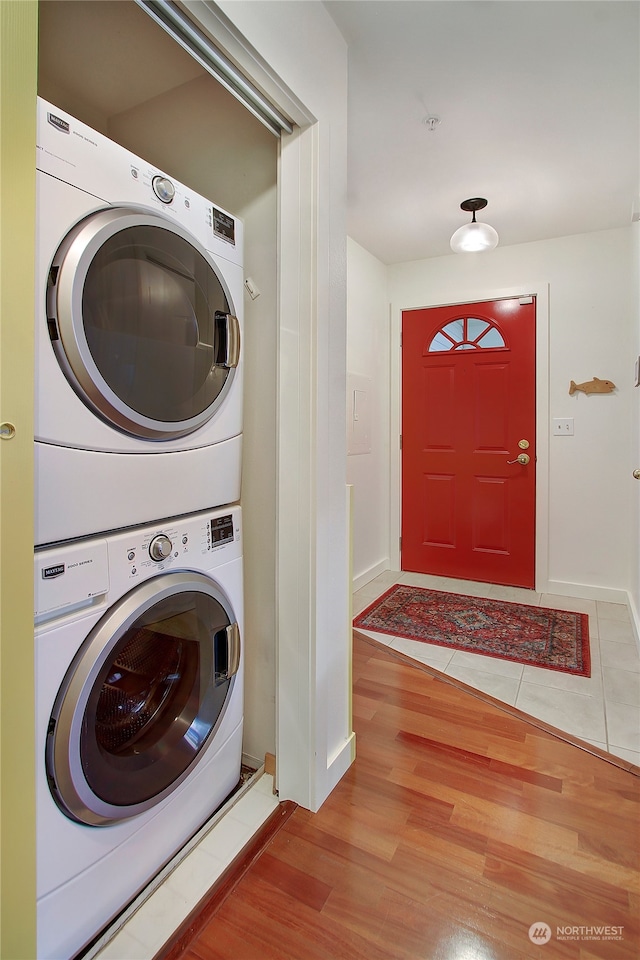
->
34;98;246;960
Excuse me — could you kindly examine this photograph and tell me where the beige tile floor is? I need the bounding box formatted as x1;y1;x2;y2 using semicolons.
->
354;570;640;766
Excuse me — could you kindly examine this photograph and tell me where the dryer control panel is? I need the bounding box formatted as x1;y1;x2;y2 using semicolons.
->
35;97;244;266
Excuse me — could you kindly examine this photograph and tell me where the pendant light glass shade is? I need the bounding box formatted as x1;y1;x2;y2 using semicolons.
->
450;220;499;252
450;198;499;253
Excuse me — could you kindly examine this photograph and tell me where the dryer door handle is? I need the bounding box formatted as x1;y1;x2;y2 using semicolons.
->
214;312;241;368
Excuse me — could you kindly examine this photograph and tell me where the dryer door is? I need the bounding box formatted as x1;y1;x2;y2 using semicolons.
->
47;208;240;440
47;571;241;825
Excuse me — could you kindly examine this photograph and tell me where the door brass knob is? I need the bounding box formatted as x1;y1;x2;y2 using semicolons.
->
507;453;530;465
634;469;640;480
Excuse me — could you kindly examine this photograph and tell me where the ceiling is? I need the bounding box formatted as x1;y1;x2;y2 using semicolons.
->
324;1;640;264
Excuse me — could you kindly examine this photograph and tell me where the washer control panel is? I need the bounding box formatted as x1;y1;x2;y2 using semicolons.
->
121;509;240;581
34;506;242;623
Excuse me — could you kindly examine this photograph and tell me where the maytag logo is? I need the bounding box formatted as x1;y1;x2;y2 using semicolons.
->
47;112;70;134
42;564;65;580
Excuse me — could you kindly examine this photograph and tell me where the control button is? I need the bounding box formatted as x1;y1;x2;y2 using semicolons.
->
131;167;138;179
152;175;175;204
182;535;188;545
149;534;172;562
127;551;135;561
131;566;137;575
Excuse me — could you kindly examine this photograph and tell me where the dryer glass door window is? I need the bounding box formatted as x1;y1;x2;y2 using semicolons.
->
47;572;241;825
49;210;241;439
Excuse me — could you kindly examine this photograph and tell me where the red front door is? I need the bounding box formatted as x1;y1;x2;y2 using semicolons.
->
401;298;536;588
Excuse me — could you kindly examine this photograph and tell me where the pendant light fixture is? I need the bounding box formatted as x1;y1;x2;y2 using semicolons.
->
450;198;499;253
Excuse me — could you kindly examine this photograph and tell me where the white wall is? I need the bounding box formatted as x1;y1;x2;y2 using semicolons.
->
387;227;637;608
346;238;391;586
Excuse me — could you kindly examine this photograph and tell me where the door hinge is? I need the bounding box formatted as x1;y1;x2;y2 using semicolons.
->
399;434;402;449
399;536;402;551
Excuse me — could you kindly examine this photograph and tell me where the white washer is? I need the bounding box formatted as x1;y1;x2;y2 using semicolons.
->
35;98;244;545
35;505;244;960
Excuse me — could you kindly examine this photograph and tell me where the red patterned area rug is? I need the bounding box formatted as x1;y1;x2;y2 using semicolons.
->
354;585;591;676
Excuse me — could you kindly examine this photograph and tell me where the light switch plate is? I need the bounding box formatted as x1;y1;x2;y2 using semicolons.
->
553;418;574;436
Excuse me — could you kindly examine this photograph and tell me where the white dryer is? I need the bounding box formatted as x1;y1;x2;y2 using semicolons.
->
35;98;244;545
35;505;244;960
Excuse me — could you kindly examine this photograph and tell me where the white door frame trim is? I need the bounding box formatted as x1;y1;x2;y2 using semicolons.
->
390;282;551;593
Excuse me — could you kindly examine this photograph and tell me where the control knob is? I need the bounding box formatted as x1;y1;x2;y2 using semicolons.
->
152;175;175;204
149;534;172;562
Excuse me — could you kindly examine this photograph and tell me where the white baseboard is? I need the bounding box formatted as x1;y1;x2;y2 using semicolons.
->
545;580;640;654
353;559;390;592
543;579;630;604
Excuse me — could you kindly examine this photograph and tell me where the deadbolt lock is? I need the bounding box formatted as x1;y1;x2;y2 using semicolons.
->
518;439;530;449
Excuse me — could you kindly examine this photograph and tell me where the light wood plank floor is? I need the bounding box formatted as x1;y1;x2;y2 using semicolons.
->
163;633;640;960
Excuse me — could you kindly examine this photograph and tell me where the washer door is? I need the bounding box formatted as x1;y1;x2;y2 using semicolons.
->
47;572;241;826
47;208;240;440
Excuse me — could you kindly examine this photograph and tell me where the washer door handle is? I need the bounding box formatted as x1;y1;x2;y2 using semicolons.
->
216;622;241;684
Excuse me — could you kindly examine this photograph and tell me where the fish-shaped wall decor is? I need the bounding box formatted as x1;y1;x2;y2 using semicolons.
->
569;377;616;396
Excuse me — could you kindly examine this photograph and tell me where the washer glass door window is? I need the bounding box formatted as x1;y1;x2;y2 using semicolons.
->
48;209;241;439
47;572;241;825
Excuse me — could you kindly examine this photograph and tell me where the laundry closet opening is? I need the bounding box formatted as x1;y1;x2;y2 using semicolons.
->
38;0;279;771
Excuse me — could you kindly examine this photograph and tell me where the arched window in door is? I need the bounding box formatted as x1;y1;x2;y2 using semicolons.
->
428;317;506;352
